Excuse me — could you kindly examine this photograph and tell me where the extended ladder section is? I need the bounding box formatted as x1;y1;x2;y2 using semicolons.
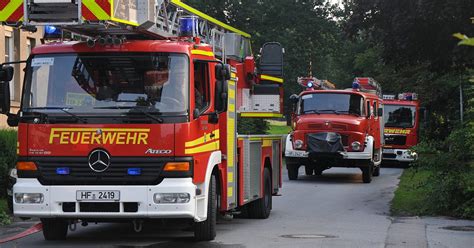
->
353;77;382;98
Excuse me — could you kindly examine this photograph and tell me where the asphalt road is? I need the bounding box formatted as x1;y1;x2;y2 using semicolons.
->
2;167;472;248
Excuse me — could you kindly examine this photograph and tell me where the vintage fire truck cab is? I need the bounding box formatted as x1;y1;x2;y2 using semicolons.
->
0;0;284;242
382;93;421;164
285;77;384;183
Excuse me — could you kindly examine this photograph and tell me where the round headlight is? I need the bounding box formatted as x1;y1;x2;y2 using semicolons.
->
294;139;304;149
351;141;361;151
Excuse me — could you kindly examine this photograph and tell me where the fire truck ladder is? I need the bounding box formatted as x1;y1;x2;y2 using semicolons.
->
1;0;252;59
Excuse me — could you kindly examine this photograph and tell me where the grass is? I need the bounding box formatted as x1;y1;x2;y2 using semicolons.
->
391;168;433;216
267;124;291;135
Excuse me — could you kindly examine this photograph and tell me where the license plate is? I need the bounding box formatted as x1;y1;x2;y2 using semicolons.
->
76;190;120;201
384;149;395;154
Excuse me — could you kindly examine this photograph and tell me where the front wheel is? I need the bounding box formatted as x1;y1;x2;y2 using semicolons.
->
41;219;68;241
287;164;298;180
194;174;217;241
361;161;373;183
248;168;272;219
373;165;380;177
304;166;313;176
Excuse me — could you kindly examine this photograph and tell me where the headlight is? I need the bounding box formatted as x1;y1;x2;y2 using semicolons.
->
351;141;361;151
15;193;44;204
294;139;303;149
153;193;190;204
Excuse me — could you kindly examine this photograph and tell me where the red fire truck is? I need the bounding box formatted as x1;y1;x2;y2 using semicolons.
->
382;93;421;164
285;77;384;183
0;0;284;241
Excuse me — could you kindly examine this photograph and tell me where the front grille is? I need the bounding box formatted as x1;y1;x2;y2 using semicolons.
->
35;157;174;185
384;135;407;146
80;202;120;213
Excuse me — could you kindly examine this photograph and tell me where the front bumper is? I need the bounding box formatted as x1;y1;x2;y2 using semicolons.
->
382;148;417;162
13;178;198;220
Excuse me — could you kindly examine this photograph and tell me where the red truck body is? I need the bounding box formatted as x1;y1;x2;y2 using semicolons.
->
285;78;384;183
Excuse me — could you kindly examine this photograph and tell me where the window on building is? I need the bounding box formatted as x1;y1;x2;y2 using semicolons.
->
5;34;14;100
193;62;210;114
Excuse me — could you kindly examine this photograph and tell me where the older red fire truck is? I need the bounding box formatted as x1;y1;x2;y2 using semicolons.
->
285;77;384;183
382;93;420;164
0;0;284;241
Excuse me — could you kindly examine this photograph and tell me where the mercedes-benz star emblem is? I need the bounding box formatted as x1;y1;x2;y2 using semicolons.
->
88;149;111;173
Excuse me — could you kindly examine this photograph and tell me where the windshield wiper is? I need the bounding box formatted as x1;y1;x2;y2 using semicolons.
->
25;107;87;123
94;106;164;123
317;109;340;115
336;110;360;116
302;109;320;114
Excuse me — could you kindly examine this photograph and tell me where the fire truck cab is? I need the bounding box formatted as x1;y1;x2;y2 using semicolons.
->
285;77;384;183
382;93;420;164
0;0;284;241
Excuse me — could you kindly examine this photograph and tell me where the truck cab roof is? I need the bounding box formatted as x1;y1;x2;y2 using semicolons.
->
31;40;212;56
299;89;380;99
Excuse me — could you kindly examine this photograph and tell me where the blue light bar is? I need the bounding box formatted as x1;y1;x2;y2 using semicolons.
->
44;25;62;39
307;81;314;88
352;81;360;90
179;16;199;37
127;168;142;176
56;167;70;175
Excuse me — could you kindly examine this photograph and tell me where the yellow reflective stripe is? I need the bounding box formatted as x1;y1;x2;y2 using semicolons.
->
227;187;233;197
111;17;138;26
50;128;149;132
82;0;111;20
262;140;273;147
191;50;215;57
240;113;283;118
231;73;237;78
227;172;234;183
185;130;220;147
0;0;22;21
185;140;220;154
171;0;251;38
260;75;284;83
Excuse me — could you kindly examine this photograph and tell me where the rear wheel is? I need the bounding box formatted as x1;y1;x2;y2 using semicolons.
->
41;219;68;241
248;168;272;219
314;169;323;176
287;164;298;180
194;174;217;241
304;166;313;176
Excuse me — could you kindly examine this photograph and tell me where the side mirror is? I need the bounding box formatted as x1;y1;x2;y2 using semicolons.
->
378;107;383;117
0;66;14;82
215;80;228;113
289;94;299;103
215;63;231;81
0;81;11;114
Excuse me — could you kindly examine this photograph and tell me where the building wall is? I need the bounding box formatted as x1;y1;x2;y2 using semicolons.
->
0;27;43;128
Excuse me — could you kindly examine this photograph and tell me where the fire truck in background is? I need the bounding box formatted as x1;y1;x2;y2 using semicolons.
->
382;93;422;165
0;0;284;241
285;77;384;183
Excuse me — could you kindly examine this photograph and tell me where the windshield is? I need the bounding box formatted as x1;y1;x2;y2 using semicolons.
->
22;53;189;116
383;105;416;128
298;93;364;116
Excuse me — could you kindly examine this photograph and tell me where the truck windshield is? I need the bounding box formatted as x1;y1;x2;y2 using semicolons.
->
22;53;189;116
299;93;363;116
383;105;416;128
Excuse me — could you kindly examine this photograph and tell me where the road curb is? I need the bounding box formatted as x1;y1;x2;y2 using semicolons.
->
385;217;427;248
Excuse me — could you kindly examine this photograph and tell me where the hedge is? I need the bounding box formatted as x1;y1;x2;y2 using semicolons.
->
0;129;17;198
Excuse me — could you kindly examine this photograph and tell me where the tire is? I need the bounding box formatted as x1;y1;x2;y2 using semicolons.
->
314;169;323;176
41;219;68;241
373;165;380;177
248;168;272;219
304;166;313;176
194;174;217;241
362;162;373;183
287;164;298;180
